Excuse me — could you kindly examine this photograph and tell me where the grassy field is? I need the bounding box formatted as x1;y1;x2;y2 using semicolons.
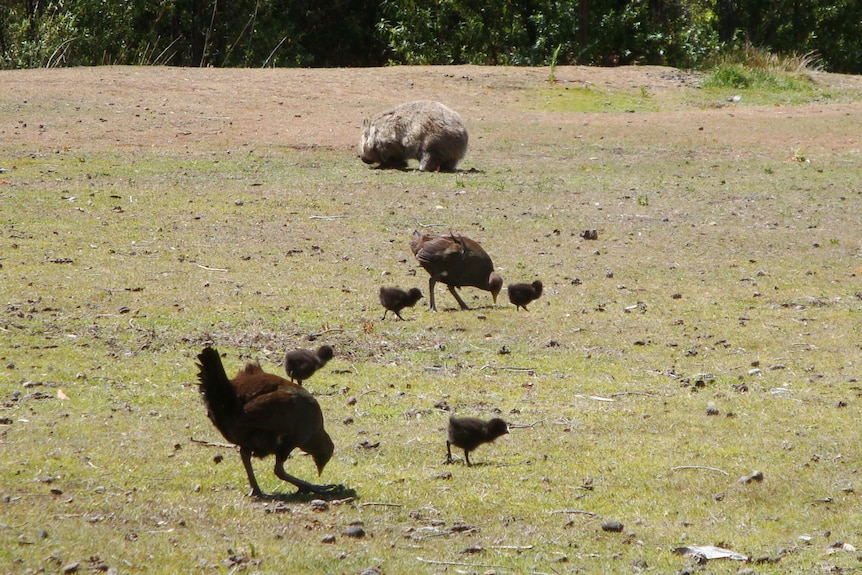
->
1;64;862;574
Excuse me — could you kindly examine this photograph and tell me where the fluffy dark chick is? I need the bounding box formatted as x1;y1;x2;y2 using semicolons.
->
284;345;333;386
446;415;509;466
379;286;423;320
507;280;543;310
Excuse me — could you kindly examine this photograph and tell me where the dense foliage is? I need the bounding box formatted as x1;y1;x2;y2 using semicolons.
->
1;0;860;72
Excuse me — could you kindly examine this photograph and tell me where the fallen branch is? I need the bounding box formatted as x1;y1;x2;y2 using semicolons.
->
671;465;729;476
357;502;402;509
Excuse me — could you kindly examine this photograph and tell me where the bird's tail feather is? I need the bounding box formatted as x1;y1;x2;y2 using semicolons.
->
197;347;238;434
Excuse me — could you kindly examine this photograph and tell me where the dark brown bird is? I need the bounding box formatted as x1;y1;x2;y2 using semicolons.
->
507;280;543;310
284;345;333;385
379;286;423;320
410;230;503;311
446;415;509;466
196;347;336;497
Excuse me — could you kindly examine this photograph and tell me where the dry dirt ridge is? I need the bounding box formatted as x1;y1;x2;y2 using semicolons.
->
2;64;861;156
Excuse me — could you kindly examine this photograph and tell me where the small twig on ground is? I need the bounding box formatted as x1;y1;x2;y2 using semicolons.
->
197;264;228;272
478;364;537;375
489;544;534;551
190;437;237;449
309;215;347;220
417;557;506;568
307;328;343;340
573;394;615;402
610;391;658;398
547;509;600;516
508;420;544;429
357;502;402;508
671;465;729;476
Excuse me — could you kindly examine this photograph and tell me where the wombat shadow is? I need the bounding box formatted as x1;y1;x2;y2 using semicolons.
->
370;165;485;174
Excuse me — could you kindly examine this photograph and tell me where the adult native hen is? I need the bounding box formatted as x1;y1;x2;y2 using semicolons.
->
196;347;337;497
410;230;502;311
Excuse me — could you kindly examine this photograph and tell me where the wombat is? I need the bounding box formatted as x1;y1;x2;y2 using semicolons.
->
359;100;468;172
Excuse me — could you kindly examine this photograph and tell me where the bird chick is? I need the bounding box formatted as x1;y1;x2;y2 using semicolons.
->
284;345;333;386
446;415;509;466
196;347;337;497
379;286;423;320
507;280;543;310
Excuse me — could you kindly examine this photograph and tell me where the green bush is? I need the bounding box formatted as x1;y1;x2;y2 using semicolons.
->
0;0;78;68
705;64;753;89
1;0;860;71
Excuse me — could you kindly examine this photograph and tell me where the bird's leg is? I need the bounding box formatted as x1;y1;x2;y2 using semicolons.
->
273;455;337;495
447;284;470;310
445;441;454;464
381;310;389;320
395;311;405;320
428;278;437;312
464;450;472;467
240;447;264;498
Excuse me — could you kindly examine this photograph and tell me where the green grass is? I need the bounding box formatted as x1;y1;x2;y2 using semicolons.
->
2;67;862;574
536;46;860;112
536;84;661;113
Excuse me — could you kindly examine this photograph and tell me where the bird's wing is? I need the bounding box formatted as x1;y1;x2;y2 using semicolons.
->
239;387;323;435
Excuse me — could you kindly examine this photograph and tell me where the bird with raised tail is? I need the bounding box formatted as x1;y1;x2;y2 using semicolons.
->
196;347;337;497
410;230;502;311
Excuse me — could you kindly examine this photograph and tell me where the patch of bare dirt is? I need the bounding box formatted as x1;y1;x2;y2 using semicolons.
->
2;65;861;156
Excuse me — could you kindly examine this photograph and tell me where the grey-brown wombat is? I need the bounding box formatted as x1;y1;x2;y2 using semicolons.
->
359;100;468;172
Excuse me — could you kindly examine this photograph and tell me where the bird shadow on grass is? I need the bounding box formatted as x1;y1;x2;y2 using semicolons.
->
259;484;357;503
444;460;525;469
431;304;499;313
